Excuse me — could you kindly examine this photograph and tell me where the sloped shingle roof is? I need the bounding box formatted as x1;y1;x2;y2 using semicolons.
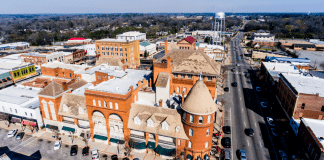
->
38;82;64;97
183;36;196;44
95;57;124;66
58;93;88;120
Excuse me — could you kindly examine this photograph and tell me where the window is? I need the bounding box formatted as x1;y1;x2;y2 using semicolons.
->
106;46;109;50
125;53;127;57
177;87;180;93
49;101;56;120
111;52;114;56
63;72;65;78
175;126;180;132
120;53;123;56
188;75;192;79
119;47;122;51
189;129;193;136
110;102;113;109
42;100;50;119
188;141;192;148
205;141;208;149
199;116;203;124
104;101;107;108
98;76;101;80
110;47;113;50
98;100;101;107
78;107;84;114
147;118;154;127
115;47;118;51
25;112;27;116
207;129;210;136
56;73;58;77
183;112;187;120
93;99;96;106
208;77;212;81
116;53;118;56
102;52;105;55
115;103;118;110
125;48;127;51
134;116;141;125
162;121;169;130
10;108;12;112
15;109;17;113
30;113;33;117
107;52;109;55
321;106;324;112
208;115;211;123
183;87;187;93
190;115;194;123
178;139;181;146
70;73;72;78
181;74;185;78
301;103;305;109
311;148;314;157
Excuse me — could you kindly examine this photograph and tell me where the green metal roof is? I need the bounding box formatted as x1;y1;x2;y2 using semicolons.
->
62;126;75;133
94;135;107;141
140;41;151;47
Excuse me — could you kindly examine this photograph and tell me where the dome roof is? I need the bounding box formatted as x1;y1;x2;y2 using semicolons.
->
181;80;217;115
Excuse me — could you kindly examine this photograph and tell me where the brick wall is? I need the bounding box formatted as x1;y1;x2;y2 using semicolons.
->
38;96;63;123
41;66;81;82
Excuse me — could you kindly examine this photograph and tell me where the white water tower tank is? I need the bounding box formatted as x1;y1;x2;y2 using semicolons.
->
216;12;225;19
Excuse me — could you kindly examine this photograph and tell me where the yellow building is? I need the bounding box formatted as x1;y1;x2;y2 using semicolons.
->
95;39;140;69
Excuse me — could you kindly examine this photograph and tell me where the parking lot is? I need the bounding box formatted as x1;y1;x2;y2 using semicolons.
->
0;128;125;160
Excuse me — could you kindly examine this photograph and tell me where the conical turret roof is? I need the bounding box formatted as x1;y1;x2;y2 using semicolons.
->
181;80;217;115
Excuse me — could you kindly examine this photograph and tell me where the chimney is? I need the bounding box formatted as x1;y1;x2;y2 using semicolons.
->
62;82;68;91
159;99;163;107
165;40;168;55
44;81;48;87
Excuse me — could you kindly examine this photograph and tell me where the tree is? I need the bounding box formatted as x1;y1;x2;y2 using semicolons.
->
27;123;35;133
144;50;149;58
124;138;134;157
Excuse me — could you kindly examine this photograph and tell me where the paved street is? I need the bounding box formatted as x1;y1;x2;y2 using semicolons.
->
220;32;276;160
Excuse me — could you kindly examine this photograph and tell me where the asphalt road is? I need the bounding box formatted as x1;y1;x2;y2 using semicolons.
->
221;32;276;160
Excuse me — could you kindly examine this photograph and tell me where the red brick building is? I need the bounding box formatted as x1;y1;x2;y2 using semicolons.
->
177;36;196;50
276;73;324;119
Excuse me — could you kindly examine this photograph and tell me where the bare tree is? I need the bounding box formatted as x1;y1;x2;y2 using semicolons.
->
27;123;35;133
124;138;134;157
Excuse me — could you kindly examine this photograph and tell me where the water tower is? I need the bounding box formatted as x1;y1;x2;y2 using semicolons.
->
212;12;225;46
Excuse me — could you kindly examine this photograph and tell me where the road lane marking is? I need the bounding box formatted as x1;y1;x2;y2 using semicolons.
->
244;122;246;126
255;123;257;127
259;141;262;147
247;140;250;146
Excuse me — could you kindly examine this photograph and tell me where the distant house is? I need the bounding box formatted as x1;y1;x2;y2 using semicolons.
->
139;41;156;57
177;36;196;50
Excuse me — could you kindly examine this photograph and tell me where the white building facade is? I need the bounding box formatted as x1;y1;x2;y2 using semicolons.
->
116;31;146;41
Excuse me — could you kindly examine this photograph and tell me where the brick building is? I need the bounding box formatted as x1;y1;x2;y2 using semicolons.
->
296;118;324;160
56;49;87;64
95;38;140;69
20;52;47;66
276;73;324;119
177;36;196;50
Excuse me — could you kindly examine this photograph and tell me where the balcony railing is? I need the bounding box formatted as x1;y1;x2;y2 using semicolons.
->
62;120;74;125
158;139;175;146
78;123;90;129
130;134;146;140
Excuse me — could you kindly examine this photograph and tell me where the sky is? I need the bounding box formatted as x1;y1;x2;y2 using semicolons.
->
0;0;323;14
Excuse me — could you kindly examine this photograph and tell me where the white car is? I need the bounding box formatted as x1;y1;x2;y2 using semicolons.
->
260;102;267;108
91;149;99;160
256;87;261;92
267;117;275;126
53;141;61;150
271;128;278;136
7;129;18;138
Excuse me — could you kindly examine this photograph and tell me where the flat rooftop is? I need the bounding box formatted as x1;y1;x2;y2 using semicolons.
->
302;118;324;147
0;62;30;70
23;52;46;57
71;83;92;96
87;69;151;94
81;64;126;78
278;39;314;45
0;86;41;107
97;38;134;43
281;73;324;97
117;31;145;36
263;62;301;77
41;62;88;73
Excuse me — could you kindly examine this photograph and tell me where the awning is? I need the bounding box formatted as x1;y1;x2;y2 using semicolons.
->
131;141;146;150
46;124;58;130
62;126;75;132
2;79;7;82
94;135;107;141
109;138;124;144
21;120;37;127
147;141;156;150
155;145;176;156
0;113;8;120
7;77;11;80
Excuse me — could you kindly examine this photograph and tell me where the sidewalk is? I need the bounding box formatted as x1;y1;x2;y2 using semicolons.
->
0;121;38;136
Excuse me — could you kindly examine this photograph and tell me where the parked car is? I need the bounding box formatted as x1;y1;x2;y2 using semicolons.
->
223;137;231;148
223;126;231;134
279;150;289;160
82;146;89;156
239;150;247;160
70;145;78;156
245;73;250;78
91;149;99;160
232;82;237;87
53;141;61;150
7;129;18;138
224;149;231;160
111;155;118;160
260;102;267;108
231;68;236;72
245;128;254;137
16;132;24;140
224;87;229;92
267;117;275;126
256;86;261;92
271;128;278;137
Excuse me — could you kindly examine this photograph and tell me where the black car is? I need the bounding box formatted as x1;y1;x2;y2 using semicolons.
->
223;137;231;148
231;68;236;72
70;145;78;156
223;126;231;134
224;87;229;92
82;146;89;156
16;132;25;140
111;155;118;160
245;128;254;137
232;82;237;87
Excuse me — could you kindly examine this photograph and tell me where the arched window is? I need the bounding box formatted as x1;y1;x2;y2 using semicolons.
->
115;47;118;51
206;129;210;136
189;129;193;136
205;141;208;148
115;103;119;110
98;100;101;107
190;115;194;123
183;112;187;120
109;102;113;109
110;47;113;50
104;101;107;108
208;115;211;123
199;116;203;124
119;47;123;51
106;46;109;50
188;141;192;148
175;126;180;132
93;99;96;106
